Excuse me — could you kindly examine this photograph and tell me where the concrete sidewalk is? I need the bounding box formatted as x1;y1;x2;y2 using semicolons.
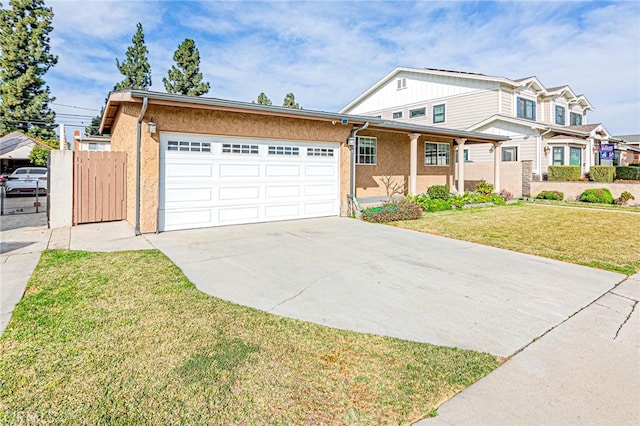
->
418;273;640;425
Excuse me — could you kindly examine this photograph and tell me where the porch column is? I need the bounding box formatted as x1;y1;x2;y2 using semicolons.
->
408;133;420;195
455;138;466;193
492;141;502;192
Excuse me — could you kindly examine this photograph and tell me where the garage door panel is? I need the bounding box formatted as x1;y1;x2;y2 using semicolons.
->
265;204;299;218
160;134;339;231
265;164;300;177
219;186;260;201
219;164;261;178
265;185;300;199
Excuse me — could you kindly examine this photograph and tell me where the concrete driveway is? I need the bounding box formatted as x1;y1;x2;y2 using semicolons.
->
147;217;624;357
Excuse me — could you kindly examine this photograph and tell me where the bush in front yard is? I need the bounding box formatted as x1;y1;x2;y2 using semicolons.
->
579;188;614;204
548;165;581;181
589;166;616;182
499;189;513;201
361;198;423;223
535;190;564;201
615;191;635;205
615;166;640;181
474;180;494;195
426;184;450;200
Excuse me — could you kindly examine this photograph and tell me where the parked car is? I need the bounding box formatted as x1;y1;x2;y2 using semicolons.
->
5;167;48;195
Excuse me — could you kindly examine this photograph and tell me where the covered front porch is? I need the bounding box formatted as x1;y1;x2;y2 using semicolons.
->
353;125;508;200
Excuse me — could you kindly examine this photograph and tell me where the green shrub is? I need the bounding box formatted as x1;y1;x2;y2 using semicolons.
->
361;198;423;223
548;166;581;181
474;180;494;195
615;166;640;181
535;190;564;201
579;188;614;204
426;184;450;200
615;191;635;205
589;166;616;182
629;163;640;167
422;198;453;212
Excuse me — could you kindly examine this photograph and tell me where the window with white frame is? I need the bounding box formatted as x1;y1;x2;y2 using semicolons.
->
307;147;334;157
356;136;377;164
569;146;582;166
454;148;469;163
552;146;564;165
433;104;445;123
555;105;566;125
168;140;212;152
222;143;258;154
424;142;450;166
501;146;518;162
570;112;582;126
516;97;536;120
410;107;426;118
392;111;403;119
397;78;407;90
268;145;299;156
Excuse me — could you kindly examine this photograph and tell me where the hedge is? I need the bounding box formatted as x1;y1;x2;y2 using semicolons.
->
589;166;616;182
615;166;640;181
579;188;614;204
548;165;581;181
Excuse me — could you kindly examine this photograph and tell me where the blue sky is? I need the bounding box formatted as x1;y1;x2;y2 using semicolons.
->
40;0;640;136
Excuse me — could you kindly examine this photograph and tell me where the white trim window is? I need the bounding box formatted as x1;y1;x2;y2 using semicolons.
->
501;146;518;162
410;107;426;118
455;148;469;163
397;78;407;90
570;112;583;126
433;104;445;123
517;97;536;120
392;111;403;119
356;136;377;165
569;146;582;166
552;146;564;165
425;142;450;166
555;105;566;125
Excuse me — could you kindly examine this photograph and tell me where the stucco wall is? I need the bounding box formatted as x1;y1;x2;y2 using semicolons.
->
530;181;640;202
111;103;354;233
355;131;454;198
460;161;523;197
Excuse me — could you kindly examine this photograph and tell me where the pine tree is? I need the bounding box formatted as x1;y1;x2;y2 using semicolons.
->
0;0;58;139
283;93;301;109
115;22;151;90
163;38;209;96
85;105;104;136
256;92;272;105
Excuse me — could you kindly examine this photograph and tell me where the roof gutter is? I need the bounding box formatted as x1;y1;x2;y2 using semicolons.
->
135;97;148;236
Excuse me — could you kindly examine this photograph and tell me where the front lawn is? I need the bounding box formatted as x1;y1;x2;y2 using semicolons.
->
0;250;497;424
394;203;640;275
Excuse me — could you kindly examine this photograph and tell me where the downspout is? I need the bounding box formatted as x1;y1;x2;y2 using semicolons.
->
348;122;369;215
538;127;553;181
135;97;149;236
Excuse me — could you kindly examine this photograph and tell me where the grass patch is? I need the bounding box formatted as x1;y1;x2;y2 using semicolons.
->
394;203;640;275
0;250;497;424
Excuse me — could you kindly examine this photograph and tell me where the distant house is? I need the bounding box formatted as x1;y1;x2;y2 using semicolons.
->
0;131;50;173
341;67;622;191
615;134;640;165
73;130;111;151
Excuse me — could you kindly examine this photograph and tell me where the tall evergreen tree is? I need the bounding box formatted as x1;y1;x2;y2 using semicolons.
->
85;105;104;136
115;22;151;90
0;0;58;138
282;92;301;109
255;92;272;105
163;38;209;96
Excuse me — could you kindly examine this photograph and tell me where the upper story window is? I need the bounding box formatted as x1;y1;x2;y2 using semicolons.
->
555;105;566;125
410;107;426;118
570;112;583;126
433;104;445;123
392;111;403;119
356;136;377;165
516;97;536;121
425;142;450;166
396;78;407;90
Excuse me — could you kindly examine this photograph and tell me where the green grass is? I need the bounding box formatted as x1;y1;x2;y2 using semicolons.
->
394;203;640;275
0;250;498;425
535;200;640;213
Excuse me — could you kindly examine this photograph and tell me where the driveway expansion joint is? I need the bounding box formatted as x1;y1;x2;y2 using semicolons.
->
614;300;637;341
268;287;308;312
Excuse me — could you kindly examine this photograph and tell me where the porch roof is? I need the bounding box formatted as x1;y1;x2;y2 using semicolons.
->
100;90;509;145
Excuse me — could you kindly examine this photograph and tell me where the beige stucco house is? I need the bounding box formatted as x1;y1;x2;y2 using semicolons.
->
99;90;507;233
341;67;624;190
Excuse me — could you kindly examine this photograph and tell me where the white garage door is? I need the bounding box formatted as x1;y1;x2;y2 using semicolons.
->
159;133;340;231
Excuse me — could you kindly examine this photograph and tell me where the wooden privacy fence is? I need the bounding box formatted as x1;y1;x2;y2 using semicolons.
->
73;151;127;225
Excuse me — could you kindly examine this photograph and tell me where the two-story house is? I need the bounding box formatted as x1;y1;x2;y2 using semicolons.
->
341;67;621;196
